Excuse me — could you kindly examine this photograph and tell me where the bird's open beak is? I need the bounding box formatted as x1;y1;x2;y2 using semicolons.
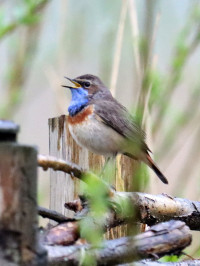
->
62;77;81;89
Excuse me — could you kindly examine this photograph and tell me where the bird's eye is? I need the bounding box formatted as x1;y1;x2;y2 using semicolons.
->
84;81;91;88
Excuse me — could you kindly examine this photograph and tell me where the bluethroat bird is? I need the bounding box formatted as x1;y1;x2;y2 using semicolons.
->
62;74;168;184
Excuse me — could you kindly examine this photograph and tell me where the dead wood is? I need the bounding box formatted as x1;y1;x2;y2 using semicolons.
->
38;155;200;230
64;198;84;213
0;143;47;265
63;191;200;231
38;154;84;179
45;222;79;246
38;206;75;223
45;220;191;266
112;192;200;230
133;260;200;265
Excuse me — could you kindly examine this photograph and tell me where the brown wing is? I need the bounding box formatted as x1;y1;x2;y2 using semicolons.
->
92;99;150;152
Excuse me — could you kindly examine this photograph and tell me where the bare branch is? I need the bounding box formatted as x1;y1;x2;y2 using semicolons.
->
38;206;75;223
45;220;191;266
38;154;112;194
38;154;85;179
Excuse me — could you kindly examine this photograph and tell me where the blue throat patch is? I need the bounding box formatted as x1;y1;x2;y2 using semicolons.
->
68;88;89;116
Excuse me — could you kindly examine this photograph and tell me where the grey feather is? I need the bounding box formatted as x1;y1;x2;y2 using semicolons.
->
91;98;150;153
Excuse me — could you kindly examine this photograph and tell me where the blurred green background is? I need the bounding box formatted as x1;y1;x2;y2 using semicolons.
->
1;0;200;260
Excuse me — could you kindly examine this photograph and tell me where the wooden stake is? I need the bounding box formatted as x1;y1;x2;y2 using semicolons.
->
48;115;104;220
48;115;138;238
0;120;46;266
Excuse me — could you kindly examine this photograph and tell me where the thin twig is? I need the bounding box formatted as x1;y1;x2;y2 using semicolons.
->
128;0;141;80
110;0;128;96
136;1;157;126
0;0;49;40
158;83;200;162
152;8;200;135
38;206;74;223
0;0;49;118
172;126;200;196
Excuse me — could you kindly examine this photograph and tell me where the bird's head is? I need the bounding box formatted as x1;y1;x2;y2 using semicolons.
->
63;74;110;116
62;74;108;98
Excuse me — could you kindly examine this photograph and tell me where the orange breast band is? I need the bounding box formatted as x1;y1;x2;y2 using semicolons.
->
68;105;94;125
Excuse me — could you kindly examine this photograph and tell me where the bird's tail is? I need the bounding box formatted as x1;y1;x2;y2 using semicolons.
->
145;154;168;184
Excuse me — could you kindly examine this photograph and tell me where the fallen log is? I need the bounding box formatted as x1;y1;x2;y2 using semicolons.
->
45;220;191;266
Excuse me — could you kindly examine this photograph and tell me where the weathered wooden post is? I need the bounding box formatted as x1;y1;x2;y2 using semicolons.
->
49;115;138;238
49;115;104;219
0;121;47;266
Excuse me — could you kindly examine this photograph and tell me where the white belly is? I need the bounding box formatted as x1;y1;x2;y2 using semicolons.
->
68;115;125;156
